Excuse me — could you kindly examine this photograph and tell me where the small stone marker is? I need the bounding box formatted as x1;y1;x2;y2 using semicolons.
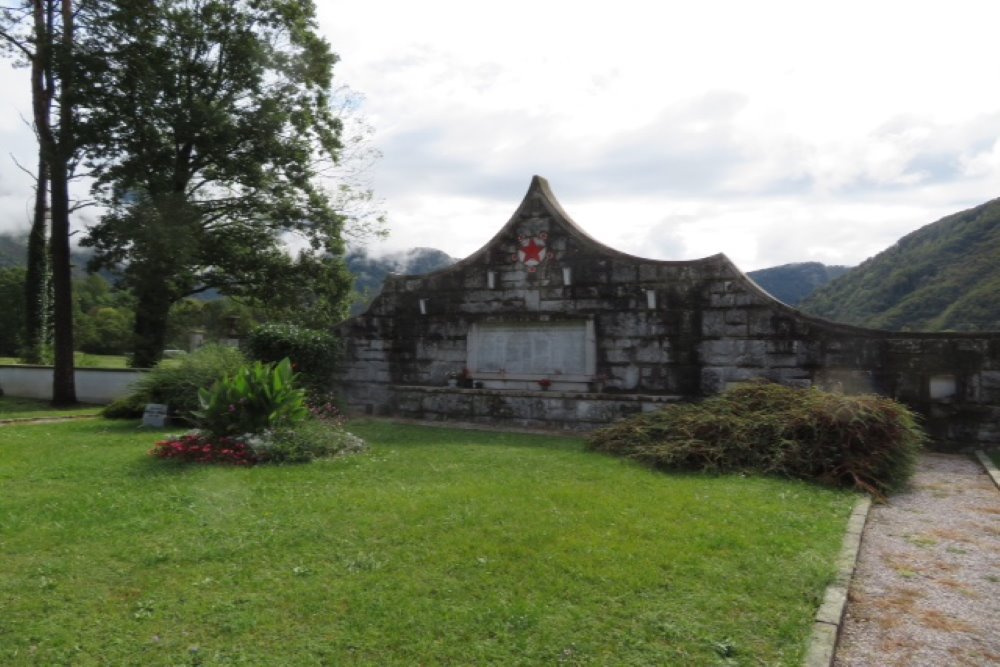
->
142;403;169;428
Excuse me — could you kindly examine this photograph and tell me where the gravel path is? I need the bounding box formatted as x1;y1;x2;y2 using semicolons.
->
834;453;1000;666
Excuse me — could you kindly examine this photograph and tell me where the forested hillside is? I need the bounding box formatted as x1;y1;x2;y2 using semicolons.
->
800;198;1000;331
747;262;851;306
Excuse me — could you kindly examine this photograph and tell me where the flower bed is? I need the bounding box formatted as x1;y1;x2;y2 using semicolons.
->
150;433;256;465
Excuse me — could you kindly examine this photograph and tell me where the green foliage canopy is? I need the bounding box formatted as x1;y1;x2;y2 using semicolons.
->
79;0;354;366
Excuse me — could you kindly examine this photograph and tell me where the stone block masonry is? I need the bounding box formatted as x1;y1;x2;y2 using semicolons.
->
336;176;1000;448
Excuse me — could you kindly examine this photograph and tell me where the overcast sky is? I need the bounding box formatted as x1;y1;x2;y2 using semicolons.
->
2;0;999;270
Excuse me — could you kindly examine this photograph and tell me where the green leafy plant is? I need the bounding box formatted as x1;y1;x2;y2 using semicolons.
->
192;358;308;438
587;381;925;497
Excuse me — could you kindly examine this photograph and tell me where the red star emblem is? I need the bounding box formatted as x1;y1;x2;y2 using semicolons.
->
511;233;552;272
521;237;544;263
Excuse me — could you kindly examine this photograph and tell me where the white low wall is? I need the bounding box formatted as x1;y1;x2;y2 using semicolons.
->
0;365;146;404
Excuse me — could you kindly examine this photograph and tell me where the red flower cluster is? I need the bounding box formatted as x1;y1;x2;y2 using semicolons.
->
150;433;257;465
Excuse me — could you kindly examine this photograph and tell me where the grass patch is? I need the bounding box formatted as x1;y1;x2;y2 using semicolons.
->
0;396;103;420
0;353;128;368
987;448;1000;470
0;419;856;665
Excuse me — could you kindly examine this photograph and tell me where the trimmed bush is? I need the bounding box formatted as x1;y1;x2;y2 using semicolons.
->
244;323;340;393
102;345;247;420
587;381;925;497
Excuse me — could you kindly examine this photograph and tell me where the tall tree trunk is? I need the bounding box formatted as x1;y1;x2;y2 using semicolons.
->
49;159;75;403
132;289;172;368
22;152;49;363
48;0;76;404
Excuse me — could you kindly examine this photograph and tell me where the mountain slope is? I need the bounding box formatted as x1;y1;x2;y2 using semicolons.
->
747;262;851;306
799;198;1000;331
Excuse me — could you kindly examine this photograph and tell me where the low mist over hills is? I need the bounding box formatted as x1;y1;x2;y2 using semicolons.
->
0;234;26;269
346;247;456;312
799;198;1000;331
0;233;97;275
746;263;851;306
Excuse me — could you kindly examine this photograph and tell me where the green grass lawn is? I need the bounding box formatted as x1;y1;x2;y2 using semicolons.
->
0;396;103;420
0;353;128;368
0;419;856;666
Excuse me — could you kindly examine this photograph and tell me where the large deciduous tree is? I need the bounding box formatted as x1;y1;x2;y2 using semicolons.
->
82;0;353;367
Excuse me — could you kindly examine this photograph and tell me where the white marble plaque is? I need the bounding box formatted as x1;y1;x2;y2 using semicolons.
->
469;321;593;377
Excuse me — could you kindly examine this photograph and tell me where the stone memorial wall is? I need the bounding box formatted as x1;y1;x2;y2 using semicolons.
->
335;176;1000;447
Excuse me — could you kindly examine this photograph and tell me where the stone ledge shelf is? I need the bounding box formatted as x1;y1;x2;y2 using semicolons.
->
388;385;683;431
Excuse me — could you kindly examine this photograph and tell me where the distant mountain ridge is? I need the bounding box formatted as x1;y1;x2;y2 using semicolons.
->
799;198;1000;331
746;262;851;306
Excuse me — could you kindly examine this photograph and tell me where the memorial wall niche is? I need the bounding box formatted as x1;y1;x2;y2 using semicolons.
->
468;321;596;380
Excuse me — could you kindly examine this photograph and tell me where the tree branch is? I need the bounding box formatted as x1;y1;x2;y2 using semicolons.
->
8;151;37;181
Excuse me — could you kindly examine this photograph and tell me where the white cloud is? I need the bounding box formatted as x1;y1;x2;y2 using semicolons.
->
1;0;999;274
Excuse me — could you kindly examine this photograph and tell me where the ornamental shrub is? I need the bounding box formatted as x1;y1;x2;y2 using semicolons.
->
587;381;925;497
244;323;340;393
192;358;308;438
102;344;247;420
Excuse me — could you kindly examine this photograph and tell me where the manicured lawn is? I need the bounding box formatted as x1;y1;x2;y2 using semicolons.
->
0;419;856;665
0;396;103;420
0;353;129;368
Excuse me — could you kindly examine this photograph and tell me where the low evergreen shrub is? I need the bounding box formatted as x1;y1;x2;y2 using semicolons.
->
244;323;340;393
102;345;247;420
587;381;925;497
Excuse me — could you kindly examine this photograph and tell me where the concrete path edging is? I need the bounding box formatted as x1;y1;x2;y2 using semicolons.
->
803;495;872;667
975;450;1000;490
